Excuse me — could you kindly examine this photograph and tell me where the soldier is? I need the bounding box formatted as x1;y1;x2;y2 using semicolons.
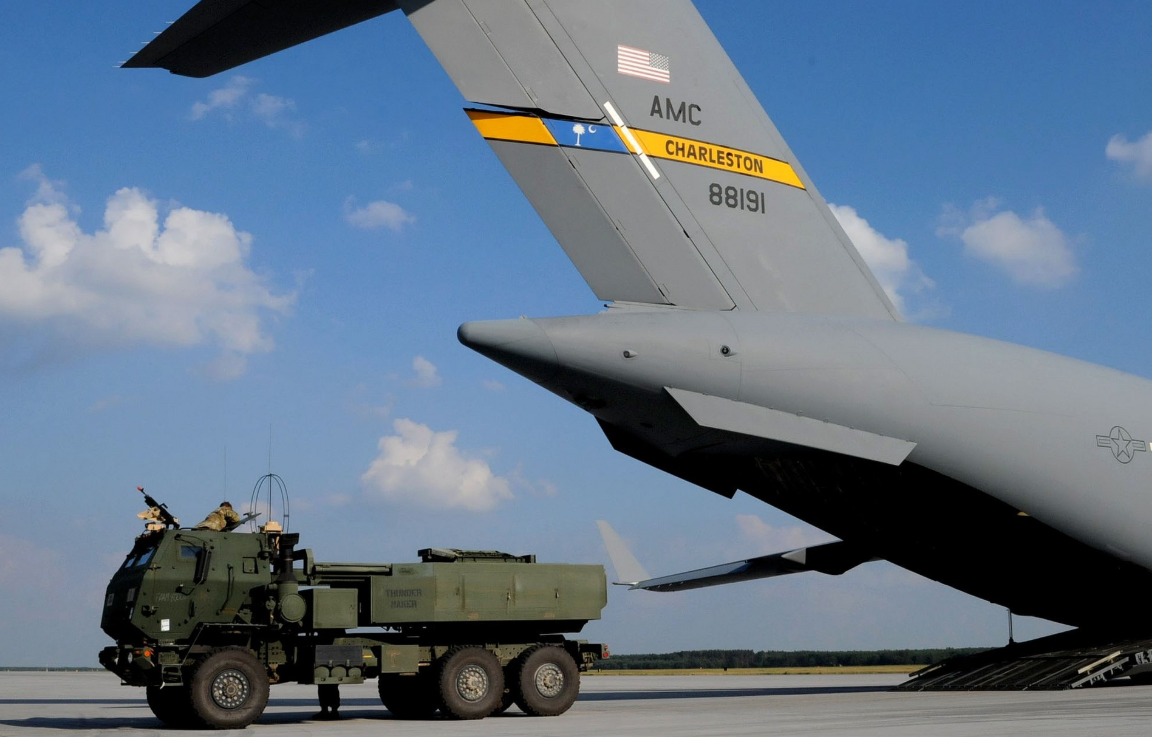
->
193;501;242;531
314;684;341;720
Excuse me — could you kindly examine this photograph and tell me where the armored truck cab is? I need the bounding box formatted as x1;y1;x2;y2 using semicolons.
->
103;528;273;644
100;506;607;729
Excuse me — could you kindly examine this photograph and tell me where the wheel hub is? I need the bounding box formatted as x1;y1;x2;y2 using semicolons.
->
210;668;251;710
455;664;490;702
533;663;564;698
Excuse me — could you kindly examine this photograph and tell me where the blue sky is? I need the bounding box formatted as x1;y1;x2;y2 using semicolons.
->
2;1;1152;666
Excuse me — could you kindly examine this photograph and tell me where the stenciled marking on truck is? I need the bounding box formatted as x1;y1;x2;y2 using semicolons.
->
387;587;423;609
154;592;186;603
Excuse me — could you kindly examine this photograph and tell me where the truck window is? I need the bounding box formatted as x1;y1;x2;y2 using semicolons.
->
120;546;157;569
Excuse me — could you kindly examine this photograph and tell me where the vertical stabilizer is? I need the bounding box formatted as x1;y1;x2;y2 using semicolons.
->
403;0;900;318
596;520;651;585
124;0;901;319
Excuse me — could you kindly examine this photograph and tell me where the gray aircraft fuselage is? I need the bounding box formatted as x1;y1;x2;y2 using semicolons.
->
460;310;1152;629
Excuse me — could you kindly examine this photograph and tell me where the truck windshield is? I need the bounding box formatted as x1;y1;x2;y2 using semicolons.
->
119;546;157;570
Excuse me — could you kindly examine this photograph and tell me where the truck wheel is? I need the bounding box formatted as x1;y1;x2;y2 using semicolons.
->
146;685;195;727
513;645;580;717
378;673;438;719
188;647;270;729
436;647;504;719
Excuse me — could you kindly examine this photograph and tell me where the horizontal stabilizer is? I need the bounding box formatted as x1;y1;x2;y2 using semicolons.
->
122;0;399;77
596;520;875;593
596;520;651;585
630;541;875;593
666;387;916;466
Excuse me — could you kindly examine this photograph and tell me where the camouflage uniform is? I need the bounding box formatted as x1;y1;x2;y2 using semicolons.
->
194;502;242;531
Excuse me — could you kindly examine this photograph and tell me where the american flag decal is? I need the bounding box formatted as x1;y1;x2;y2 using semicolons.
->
617;45;671;84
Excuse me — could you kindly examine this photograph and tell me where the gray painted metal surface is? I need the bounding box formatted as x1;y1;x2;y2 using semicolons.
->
485;139;668;304
667;387;917;466
402;0;604;118
458;310;1152;628
598;517;873;593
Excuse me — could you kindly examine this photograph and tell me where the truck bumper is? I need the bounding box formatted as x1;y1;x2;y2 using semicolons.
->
98;644;160;686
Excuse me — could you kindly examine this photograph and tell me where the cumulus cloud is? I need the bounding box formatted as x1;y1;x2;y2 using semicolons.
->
938;198;1077;288
0;166;293;375
830;204;934;315
735;514;835;556
190;76;304;137
407;355;442;388
361;418;513;512
344;197;416;232
508;465;559;498
1106;130;1152;181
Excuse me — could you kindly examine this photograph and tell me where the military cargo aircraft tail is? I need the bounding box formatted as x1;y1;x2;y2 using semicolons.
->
125;0;898;319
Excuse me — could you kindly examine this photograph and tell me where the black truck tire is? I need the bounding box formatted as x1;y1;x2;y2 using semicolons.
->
187;647;270;729
436;647;504;719
513;645;580;716
146;685;196;727
378;673;438;719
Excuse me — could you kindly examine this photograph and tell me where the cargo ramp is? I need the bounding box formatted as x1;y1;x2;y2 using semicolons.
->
897;628;1152;691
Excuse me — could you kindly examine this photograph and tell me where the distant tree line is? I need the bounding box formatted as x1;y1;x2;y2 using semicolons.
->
597;648;988;670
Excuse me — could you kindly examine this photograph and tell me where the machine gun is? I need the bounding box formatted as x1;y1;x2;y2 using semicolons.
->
137;486;179;529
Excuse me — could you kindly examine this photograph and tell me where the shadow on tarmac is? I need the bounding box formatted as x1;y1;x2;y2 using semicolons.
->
0;685;894;730
579;684;892;701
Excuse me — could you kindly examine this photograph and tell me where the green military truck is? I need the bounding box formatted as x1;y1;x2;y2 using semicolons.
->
99;492;608;728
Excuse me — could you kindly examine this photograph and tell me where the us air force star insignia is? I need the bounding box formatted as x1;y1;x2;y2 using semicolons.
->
1096;426;1148;464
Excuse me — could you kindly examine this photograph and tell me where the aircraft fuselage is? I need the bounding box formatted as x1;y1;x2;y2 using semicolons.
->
461;310;1152;627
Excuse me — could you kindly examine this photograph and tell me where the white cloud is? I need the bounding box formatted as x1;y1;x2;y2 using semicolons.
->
408;355;442;388
361;418;513;512
0;167;293;375
344;197;416;232
735;514;835;556
938;198;1077;288
1106;130;1152;181
481;379;506;392
508;464;559;498
190;76;304;137
829;203;933;315
190;76;254;119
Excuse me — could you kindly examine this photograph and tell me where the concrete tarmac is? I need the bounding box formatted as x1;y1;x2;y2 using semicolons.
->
2;672;1151;736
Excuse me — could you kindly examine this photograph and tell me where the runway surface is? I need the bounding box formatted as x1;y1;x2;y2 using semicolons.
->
2;671;1151;736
